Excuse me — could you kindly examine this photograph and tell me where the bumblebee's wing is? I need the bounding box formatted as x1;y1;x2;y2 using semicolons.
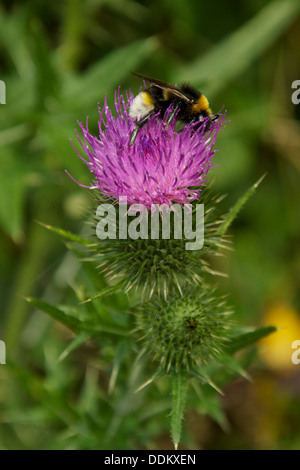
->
131;72;194;103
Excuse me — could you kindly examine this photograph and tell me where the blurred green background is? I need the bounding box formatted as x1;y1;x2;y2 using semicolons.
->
0;0;300;450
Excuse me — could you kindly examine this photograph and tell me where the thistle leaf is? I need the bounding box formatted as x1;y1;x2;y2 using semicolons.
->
216;174;266;237
27;297;129;337
37;221;91;246
192;348;258;401
225;325;277;354
192;380;229;431
79;281;125;304
220;353;251;380
26;297;82;331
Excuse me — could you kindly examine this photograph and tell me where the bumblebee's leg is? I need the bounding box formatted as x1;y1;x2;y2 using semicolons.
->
129;127;140;146
165;102;180;127
130;111;155;145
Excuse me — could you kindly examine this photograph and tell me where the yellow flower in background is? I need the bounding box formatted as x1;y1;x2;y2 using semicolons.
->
260;304;300;373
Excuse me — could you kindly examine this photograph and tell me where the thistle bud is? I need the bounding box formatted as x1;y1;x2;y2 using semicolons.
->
135;287;232;373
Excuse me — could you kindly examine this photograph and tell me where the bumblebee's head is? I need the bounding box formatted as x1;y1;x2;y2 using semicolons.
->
206;113;220;130
193;113;220;133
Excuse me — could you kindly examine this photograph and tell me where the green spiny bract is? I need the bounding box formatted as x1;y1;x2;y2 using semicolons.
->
135;287;233;374
87;188;229;299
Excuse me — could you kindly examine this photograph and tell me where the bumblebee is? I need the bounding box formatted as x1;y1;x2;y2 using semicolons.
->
129;72;219;145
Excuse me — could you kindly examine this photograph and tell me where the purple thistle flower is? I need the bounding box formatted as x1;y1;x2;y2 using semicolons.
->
70;89;225;209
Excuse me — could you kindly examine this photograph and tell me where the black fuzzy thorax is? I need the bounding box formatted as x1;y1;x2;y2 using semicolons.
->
148;83;209;124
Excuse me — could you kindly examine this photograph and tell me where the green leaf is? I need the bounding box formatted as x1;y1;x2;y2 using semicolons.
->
216;174;266;237
171;372;188;450
176;0;300;95
80;281;125;304
26;297;82;331
37;221;91;246
27;296;129;337
220;353;251;380
226;325;277;354
193;348;258;396
192;381;228;430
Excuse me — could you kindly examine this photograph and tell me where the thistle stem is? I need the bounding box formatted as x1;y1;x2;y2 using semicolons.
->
171;371;188;450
